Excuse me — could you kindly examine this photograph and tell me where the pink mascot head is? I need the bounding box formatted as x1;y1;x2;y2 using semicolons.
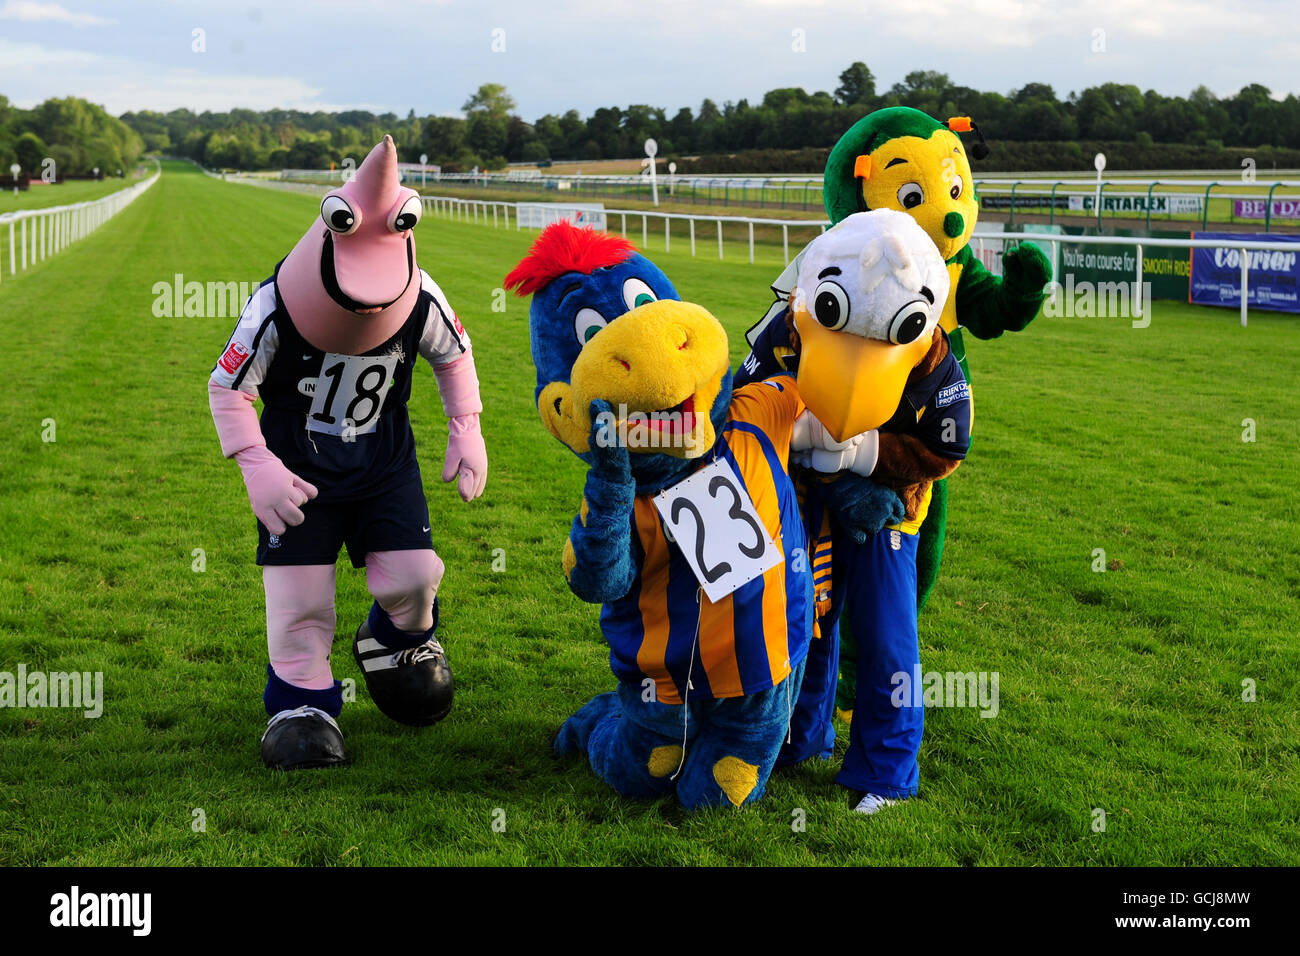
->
277;135;424;352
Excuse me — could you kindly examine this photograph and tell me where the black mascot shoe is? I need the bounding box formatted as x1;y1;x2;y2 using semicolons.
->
352;611;454;727
260;706;350;770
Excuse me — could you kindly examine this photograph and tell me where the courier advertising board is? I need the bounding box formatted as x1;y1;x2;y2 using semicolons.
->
1190;233;1300;314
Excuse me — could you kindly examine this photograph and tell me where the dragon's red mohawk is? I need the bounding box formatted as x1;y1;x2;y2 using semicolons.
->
503;220;638;296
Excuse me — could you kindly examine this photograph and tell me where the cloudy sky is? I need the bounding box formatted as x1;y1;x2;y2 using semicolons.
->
1;0;1297;118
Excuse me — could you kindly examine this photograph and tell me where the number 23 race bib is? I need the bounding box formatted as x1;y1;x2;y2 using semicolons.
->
653;457;782;603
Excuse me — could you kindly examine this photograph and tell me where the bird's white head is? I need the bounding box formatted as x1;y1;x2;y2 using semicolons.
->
789;208;951;442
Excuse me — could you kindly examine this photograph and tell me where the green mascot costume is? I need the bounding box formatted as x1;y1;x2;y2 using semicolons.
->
824;107;1052;612
741;107;1051;717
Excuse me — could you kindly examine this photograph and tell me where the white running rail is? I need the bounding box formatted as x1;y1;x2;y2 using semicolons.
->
0;170;160;283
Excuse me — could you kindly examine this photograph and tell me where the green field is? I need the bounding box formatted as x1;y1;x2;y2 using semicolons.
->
0;160;1297;866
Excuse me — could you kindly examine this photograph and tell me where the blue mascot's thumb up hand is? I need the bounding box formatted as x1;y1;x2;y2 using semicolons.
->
588;399;632;485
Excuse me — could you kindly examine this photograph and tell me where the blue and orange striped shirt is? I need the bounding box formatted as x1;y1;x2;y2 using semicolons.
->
797;478;836;623
600;377;814;704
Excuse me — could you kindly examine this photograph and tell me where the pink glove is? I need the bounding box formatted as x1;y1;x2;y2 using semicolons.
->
442;413;487;502
234;445;319;535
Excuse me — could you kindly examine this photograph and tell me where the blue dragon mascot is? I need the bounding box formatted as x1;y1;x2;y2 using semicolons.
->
504;220;818;810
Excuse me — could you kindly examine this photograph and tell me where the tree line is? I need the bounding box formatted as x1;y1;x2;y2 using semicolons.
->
0;95;144;179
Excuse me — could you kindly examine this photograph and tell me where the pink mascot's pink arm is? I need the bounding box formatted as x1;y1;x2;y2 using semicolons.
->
433;353;488;503
208;381;318;534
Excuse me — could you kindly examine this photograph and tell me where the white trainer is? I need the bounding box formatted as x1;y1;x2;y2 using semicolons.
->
852;792;898;815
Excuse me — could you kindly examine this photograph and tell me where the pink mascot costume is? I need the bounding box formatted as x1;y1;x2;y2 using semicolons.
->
208;136;488;769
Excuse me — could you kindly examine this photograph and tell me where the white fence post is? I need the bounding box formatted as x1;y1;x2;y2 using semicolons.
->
690;218;696;257
1240;248;1249;327
717;220;723;260
748;221;754;264
1134;244;1143;321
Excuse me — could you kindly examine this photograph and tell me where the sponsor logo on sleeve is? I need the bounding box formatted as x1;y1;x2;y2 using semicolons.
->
218;342;250;374
935;381;970;409
451;312;465;337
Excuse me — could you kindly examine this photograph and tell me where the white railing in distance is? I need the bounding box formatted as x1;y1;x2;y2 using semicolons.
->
0;170;160;283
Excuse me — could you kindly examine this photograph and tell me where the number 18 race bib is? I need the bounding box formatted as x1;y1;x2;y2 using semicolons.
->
306;352;398;438
653;457;782;603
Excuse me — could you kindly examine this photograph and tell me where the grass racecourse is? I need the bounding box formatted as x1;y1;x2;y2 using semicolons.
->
0;159;1297;866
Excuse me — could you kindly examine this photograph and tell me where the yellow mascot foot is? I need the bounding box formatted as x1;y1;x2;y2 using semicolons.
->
647;745;683;778
713;756;760;807
836;707;854;725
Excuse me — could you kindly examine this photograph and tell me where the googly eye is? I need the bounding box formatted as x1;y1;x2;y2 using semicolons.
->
390;194;422;233
811;280;850;330
949;176;963;200
896;182;924;209
622;277;657;312
321;194;359;234
887;302;931;344
574;308;608;346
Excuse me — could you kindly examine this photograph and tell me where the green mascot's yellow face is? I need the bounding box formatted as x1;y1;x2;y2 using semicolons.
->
857;128;978;262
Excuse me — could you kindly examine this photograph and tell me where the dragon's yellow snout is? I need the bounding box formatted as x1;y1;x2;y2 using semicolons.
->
538;300;730;459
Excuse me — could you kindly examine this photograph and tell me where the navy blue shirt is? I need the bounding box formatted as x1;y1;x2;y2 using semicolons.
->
211;268;470;503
